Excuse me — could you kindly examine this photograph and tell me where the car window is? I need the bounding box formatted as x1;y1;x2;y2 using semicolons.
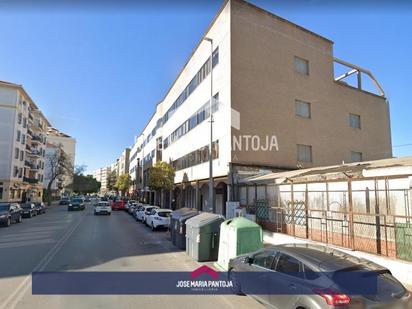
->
252;250;274;269
158;211;171;217
303;264;320;280
275;254;303;278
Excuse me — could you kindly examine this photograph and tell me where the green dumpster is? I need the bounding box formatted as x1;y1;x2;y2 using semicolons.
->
215;217;263;270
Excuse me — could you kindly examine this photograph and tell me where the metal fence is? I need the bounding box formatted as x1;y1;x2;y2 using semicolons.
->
249;176;412;262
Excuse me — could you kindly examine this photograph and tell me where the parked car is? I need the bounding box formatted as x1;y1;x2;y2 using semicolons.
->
94;201;111;215
132;205;144;219
128;203;140;215
228;243;410;309
111;199;126;210
34;202;46;215
145;209;172;230
0;203;23;226
20;202;37;218
136;205;159;222
125;200;137;211
68;198;85;211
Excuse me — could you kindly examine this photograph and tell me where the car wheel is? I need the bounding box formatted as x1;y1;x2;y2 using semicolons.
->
17;215;22;223
6;217;11;227
151;223;156;231
94;212;97;215
229;270;243;295
29;212;32;218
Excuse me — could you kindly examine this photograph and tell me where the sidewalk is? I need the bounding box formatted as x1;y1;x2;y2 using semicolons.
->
263;231;412;289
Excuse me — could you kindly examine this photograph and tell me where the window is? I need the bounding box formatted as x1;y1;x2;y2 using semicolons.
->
15;147;19;159
16;130;21;142
351;151;362;163
17;113;22;124
21;134;26;145
297;144;312;162
0;187;3;200
294;56;309;75
252;250;272;269
349;113;361;129
13;166;19;177
295;100;311;118
23;117;27;128
20;150;24;161
275;254;303;278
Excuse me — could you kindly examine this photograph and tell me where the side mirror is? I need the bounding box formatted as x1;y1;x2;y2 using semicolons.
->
244;256;254;264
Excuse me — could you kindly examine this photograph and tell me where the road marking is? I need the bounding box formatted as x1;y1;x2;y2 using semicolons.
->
0;211;86;309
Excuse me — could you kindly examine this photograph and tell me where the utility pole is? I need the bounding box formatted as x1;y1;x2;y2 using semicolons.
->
204;37;214;213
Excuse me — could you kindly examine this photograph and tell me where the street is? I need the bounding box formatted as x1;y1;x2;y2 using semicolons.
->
0;203;264;309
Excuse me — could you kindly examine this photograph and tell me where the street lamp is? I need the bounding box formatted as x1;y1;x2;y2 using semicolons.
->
204;37;214;213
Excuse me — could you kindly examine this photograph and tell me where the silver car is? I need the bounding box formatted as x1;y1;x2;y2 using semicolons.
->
228;243;411;309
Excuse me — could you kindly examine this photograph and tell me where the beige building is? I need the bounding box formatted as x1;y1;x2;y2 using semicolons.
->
92;166;111;195
0;80;51;202
43;127;76;194
126;0;391;214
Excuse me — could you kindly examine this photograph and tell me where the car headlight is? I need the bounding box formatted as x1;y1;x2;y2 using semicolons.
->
69;204;72;206
0;214;6;218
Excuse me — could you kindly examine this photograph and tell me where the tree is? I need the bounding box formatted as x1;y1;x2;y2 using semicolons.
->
45;145;74;205
116;173;131;196
148;161;175;192
70;166;101;195
106;170;118;192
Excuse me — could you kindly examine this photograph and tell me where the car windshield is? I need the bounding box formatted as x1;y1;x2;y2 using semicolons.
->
97;202;108;206
0;204;10;211
71;199;82;203
158;211;171;217
21;203;33;209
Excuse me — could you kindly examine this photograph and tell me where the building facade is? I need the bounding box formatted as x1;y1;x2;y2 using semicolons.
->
92;166;111;195
43;127;76;195
124;0;392;214
0;81;51;203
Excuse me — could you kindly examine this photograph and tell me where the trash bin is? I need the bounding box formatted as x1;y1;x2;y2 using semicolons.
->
170;208;198;248
176;210;199;250
185;213;225;262
215;217;263;270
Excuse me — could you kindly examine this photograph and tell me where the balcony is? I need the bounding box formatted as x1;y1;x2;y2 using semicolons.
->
23;177;38;184
31;135;42;143
28;149;42;157
27;129;33;137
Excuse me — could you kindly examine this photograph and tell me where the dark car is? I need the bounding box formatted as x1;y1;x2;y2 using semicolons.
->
34;202;46;215
228;243;410;309
0;203;23;226
59;199;70;206
68;198;85;211
21;202;37;218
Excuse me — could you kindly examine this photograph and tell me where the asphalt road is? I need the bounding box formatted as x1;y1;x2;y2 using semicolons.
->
0;203;264;309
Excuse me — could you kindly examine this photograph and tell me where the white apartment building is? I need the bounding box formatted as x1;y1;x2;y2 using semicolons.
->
92;166;111;195
43;127;76;194
0;81;51;203
127;0;392;215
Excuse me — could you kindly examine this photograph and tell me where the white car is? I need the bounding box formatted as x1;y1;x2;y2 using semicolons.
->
136;205;159;222
94;201;112;215
145;209;172;230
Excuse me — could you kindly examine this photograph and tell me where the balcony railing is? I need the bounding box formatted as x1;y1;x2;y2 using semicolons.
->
29;150;42;157
31;135;42;142
23;177;38;184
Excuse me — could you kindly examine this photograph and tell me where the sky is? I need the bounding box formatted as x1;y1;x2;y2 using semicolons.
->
0;0;411;174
